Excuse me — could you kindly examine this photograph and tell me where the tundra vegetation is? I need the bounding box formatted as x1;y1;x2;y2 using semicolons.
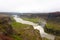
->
21;13;60;40
22;17;40;23
11;17;42;40
0;14;42;40
44;13;60;40
0;12;60;40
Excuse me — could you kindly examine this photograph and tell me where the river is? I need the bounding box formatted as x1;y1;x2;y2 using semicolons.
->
13;15;55;40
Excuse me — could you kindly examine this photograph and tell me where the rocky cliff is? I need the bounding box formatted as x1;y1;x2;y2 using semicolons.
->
0;14;42;40
0;14;14;40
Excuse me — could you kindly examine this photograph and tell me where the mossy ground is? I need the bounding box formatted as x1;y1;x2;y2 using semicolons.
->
46;21;60;30
11;18;42;40
11;20;32;40
22;17;40;23
44;19;60;36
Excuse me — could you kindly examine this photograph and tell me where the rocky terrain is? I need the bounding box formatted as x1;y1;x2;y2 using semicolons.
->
0;14;14;40
0;14;42;40
44;12;60;35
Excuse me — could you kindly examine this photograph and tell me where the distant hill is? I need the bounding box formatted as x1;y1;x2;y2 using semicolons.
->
0;12;21;15
20;12;60;20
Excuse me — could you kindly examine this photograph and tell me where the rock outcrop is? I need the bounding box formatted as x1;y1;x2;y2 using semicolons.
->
0;14;14;40
0;14;42;40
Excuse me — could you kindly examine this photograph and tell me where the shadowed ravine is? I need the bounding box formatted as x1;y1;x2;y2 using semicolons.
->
13;15;55;40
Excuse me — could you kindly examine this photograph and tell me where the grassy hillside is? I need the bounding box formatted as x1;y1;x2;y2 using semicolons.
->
22;17;40;23
44;14;60;36
0;14;42;40
46;21;60;30
11;18;42;40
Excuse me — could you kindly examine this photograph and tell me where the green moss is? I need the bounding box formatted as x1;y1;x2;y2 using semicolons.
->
22;17;40;23
12;35;23;40
46;21;60;30
45;19;60;36
11;17;42;40
12;21;30;28
42;37;50;40
11;21;32;32
11;19;34;40
11;18;33;40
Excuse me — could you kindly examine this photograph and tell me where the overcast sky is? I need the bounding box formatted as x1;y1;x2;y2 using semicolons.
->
0;0;60;13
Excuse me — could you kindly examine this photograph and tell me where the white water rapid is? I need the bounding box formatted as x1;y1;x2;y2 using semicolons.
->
13;15;55;40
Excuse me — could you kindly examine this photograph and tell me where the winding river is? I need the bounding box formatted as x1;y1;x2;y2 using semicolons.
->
13;15;55;40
